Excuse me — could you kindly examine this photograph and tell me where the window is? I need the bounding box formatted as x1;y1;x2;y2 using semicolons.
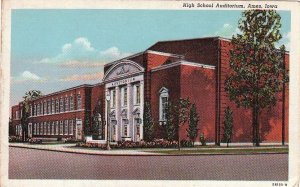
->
124;124;128;136
112;125;116;136
55;99;59;113
34;104;37;116
51;122;54;135
69;96;73;111
44;122;47;135
64;120;68;135
123;87;128;106
55;121;59;135
69;120;73;135
37;103;40;115
159;87;169;122
135;85;140;105
77;94;82;109
52;99;55;114
37;123;40;135
47;122;51;135
111;89;116;108
65;97;69;112
60;98;64;112
30;104;32;116
33;123;36;135
47;100;51;114
60;121;63;135
15;110;19;119
43;101;47;115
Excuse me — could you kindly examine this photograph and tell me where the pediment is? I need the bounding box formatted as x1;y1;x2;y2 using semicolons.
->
103;60;144;81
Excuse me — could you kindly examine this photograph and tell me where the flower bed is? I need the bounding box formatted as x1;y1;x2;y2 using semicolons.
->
28;138;43;144
76;139;194;149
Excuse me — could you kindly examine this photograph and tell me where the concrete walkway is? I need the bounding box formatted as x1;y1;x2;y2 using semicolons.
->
9;142;288;156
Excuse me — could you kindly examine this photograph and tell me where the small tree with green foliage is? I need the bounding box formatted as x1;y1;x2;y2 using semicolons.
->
143;102;154;141
187;104;199;146
163;102;177;141
21;90;42;141
223;106;233;147
176;98;191;150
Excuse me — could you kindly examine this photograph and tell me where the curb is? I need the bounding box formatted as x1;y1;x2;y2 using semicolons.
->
9;145;289;157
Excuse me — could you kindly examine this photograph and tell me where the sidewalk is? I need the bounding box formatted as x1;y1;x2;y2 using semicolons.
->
9;142;288;156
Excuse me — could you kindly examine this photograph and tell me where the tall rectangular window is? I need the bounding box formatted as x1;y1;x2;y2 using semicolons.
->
69;120;73;135
55;99;59;113
47;122;51;135
37;103;40;115
60;121;63;135
51;122;54;135
34;104;37;116
65;97;69;112
44;122;47;135
55;121;59;135
112;90;116;108
77;94;82;110
52;100;55;114
30;104;32;116
136;85;140;105
47;101;50;114
60;98;64;112
37;123;40;135
123;87;127;106
69;96;73;111
124;125;128;136
159;88;169;122
33;123;36;135
43;101;46;115
64;120;68;135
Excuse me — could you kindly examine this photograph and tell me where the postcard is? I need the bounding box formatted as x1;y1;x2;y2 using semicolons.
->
1;1;300;187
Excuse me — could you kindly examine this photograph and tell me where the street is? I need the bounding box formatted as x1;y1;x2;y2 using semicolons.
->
9;147;288;180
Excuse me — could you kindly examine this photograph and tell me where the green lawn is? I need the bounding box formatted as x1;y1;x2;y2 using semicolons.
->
145;147;289;155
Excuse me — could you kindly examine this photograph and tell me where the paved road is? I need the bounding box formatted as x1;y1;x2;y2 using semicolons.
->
9;147;288;180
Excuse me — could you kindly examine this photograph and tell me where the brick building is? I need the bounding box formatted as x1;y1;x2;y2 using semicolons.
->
10;37;289;144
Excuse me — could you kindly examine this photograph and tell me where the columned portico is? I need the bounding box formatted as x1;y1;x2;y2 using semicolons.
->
103;60;145;142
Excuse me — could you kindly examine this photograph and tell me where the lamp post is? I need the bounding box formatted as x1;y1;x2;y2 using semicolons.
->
106;91;111;150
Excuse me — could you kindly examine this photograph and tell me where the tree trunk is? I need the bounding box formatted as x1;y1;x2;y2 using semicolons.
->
252;105;260;147
178;126;181;151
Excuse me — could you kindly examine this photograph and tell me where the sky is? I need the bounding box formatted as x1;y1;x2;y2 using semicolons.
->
10;9;291;107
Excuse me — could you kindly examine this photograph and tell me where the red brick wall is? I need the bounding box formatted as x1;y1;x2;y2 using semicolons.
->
150;66;181;138
180;65;216;142
91;84;105;118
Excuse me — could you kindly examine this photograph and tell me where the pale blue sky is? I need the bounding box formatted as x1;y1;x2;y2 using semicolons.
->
10;9;291;106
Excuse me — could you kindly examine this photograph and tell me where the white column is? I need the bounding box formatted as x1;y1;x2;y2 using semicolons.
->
140;80;144;141
127;83;132;140
104;88;109;141
115;86;120;141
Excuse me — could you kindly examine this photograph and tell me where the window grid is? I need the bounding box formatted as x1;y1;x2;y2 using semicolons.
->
69;96;73;111
77;94;82;110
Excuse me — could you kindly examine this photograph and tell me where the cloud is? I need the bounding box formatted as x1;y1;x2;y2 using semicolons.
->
59;60;105;68
12;71;46;83
59;72;104;82
40;37;131;67
215;23;240;38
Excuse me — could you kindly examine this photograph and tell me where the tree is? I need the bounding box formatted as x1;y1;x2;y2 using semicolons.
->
187;104;199;146
163;102;177;141
223;107;233;147
21;90;43;141
176;98;191;150
225;10;288;146
143;102;154;141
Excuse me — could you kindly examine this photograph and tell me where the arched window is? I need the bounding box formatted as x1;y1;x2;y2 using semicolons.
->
159;87;169;123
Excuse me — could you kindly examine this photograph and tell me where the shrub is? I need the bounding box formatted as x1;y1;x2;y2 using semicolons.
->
28;138;42;144
180;140;194;147
63;137;79;143
9;136;23;142
200;133;206;146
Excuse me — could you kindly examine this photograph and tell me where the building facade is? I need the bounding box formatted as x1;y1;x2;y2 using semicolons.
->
11;37;289;144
